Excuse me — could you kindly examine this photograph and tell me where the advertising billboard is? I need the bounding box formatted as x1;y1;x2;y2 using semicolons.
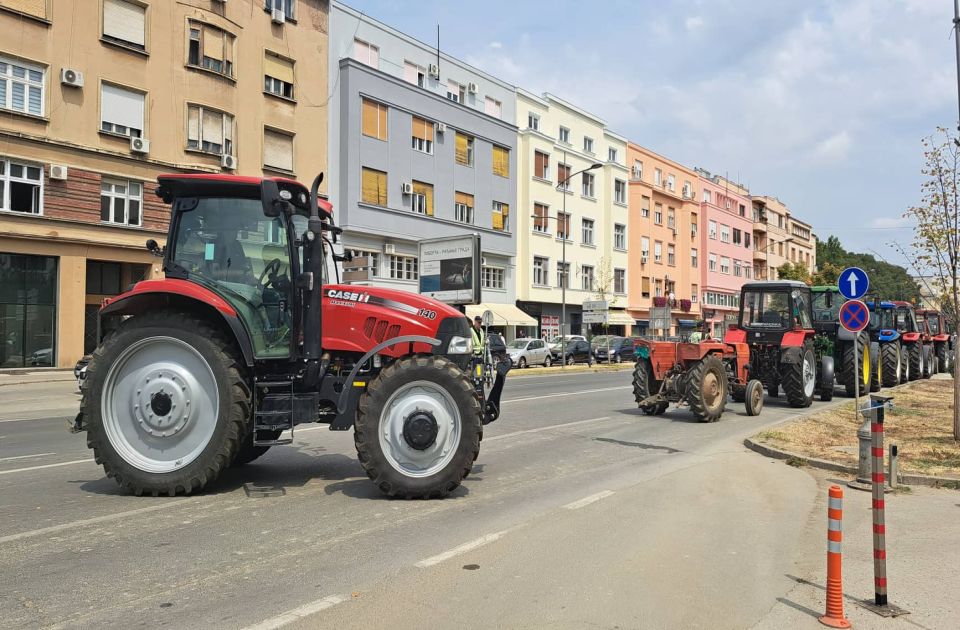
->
418;234;481;305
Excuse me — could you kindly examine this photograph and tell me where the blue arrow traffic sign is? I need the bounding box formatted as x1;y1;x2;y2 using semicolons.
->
838;266;869;300
839;299;869;333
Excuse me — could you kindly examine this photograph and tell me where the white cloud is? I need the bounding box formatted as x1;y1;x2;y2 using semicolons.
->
685;16;704;31
488;41;502;49
870;217;913;229
813;131;852;163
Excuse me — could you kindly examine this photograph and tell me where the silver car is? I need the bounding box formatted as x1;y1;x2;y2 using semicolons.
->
506;338;553;368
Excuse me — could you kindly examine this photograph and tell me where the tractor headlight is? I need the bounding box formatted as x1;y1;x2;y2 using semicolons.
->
447;335;473;355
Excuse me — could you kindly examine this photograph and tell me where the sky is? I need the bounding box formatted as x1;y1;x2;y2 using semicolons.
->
342;0;959;272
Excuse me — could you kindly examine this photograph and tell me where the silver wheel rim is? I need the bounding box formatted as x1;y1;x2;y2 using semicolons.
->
802;354;816;397
101;336;219;473
896;348;901;379
378;380;461;478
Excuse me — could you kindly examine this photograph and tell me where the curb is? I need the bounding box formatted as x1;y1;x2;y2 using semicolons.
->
0;373;76;388
743;437;960;489
510;364;635;378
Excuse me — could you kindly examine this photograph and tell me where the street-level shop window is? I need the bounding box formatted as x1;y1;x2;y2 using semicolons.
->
492;201;509;231
264;52;294;99
454;191;474;224
0;254;57;368
100;179;142;226
482;266;504;290
100;83;144;138
187;105;234;156
0;158;42;215
387;254;418;281
102;0;146;52
188;21;235;78
0;55;44;116
86;261;123;296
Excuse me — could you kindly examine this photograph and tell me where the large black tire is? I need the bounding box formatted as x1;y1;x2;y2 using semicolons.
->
869;346;882;393
922;346;934;378
82;311;250;496
908;342;922;381
354;355;481;499
633;359;666;415
842;337;868;397
685;355;728;422
881;343;900;388
936;342;948;374
782;345;816;408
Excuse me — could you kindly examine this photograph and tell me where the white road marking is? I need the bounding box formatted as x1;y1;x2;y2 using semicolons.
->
484;416;612;442
0;458;93;475
563;490;615;510
501;386;630;404
0;499;194;544
0;411;78;424
0;452;55;462
415;530;510;568
243;595;349;630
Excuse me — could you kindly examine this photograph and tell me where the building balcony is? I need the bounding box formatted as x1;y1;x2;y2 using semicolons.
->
753;248;768;261
753;221;767;233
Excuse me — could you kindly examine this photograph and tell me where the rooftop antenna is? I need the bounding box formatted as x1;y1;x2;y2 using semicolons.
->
436;23;440;74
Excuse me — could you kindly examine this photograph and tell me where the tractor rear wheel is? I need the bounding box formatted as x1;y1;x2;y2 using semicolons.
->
782;345;816;408
922;346;934;378
908;343;922;381
633;359;666;415
881;343;900;388
82;311;250;496
744;379;764;416
936;343;948;374
354;355;481;499
685;355;727;422
869;346;882;393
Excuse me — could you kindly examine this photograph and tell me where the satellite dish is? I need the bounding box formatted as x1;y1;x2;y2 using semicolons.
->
482;310;494;326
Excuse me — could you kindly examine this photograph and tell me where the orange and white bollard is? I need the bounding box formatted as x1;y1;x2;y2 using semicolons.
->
820;485;851;628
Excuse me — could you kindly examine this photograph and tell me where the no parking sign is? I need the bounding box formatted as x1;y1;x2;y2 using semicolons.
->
839;299;869;333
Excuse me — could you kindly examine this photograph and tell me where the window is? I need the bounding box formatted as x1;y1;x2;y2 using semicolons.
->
188;21;235;77
745;266;752;279
100;179;142;226
614;179;626;204
703;189;712;203
641;276;651;298
100;83;144;138
556;212;570;240
632;160;643;181
654;203;663;225
446;80;464;103
583;137;594;153
533;203;549;233
641;237;650;259
360;167;387;206
667;207;675;229
682;181;692;198
608;147;618;163
581;218;594;245
103;0;146;51
581;172;595;198
533;256;549;286
734;260;743;277
557;163;571;191
667;174;675;192
0;158;43;214
528;112;540;131
492;200;510;231
361;98;387;140
264;52;294;99
0;56;44;116
492;145;509;178
86;261;122;296
739;203;746;217
482;266;505;290
484;96;502;118
387;254;418;281
353;38;379;68
557;262;570;288
720;257;730;274
691;248;698;267
708;254;717;271
614;269;626;294
733;228;742;245
348;249;380;277
411;181;433;216
265;0;295;20
455;133;474;166
745;232;752;248
667;244;675;266
186;105;233;155
654;168;662;186
777;214;784;228
720;225;730;243
581;265;594;291
708;220;717;239
691;212;698;236
411;116;434;154
262;128;294;172
691;285;698;303
558;126;570;143
534;150;550;180
641;196;650;218
454;191;474;224
403;61;425;87
654;241;662;264
614;223;626;250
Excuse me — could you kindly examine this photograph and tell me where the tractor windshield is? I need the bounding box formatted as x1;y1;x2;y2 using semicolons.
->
741;290;791;328
894;307;916;332
170;197;293;358
875;308;896;330
812;291;840;324
926;315;940;335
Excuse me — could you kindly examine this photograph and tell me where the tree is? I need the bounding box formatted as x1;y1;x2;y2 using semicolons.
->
776;261;811;283
904;127;960;442
816;234;920;301
811;262;842;286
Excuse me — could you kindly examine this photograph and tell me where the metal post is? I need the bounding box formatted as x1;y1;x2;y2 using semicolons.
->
849;341;872;490
560;150;567;369
888;443;899;489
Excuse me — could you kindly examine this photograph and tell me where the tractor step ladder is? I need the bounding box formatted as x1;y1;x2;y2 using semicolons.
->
253;380;294;446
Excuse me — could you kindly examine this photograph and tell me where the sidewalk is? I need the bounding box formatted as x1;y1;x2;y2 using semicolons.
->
0;370;75;387
754;467;960;630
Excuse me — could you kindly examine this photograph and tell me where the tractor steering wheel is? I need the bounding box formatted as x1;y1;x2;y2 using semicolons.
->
258;258;283;287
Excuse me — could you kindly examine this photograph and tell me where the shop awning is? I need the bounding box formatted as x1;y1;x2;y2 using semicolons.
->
606;310;636;326
678;319;698;328
465;303;537;327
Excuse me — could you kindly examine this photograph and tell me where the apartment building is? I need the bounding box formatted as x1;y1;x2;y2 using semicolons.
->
625;142;700;336
751;195;816;280
515;90;632;338
697;171;753;338
0;0;329;368
327;2;529;337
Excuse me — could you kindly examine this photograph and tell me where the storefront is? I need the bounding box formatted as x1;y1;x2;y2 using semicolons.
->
465;303;538;342
0;253;58;368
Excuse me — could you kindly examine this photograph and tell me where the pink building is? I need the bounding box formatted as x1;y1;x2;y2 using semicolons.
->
697;171;754;338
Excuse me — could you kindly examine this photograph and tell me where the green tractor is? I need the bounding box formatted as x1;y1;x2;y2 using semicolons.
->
811;286;871;397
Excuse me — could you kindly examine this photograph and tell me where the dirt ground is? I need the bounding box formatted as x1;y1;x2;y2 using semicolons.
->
755;378;960;478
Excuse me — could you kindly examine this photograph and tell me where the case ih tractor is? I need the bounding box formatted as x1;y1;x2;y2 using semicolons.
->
916;308;953;374
73;174;494;499
724;281;834;407
892;301;927;381
867;299;904;389
810;286;870;397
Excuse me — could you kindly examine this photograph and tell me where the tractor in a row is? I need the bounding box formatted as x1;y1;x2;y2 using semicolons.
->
811;286;870;397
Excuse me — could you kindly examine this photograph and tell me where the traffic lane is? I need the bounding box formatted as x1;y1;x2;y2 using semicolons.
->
0;415;87;464
0;381;80;422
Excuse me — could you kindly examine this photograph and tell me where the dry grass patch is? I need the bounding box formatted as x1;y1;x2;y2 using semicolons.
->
754;378;960;478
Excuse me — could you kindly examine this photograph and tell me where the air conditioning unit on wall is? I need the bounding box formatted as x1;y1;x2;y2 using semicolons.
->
428;64;439;78
221;154;237;170
49;164;68;180
271;7;285;24
467;82;478;94
130;137;150;154
401;182;413;195
384;243;397;254
60;68;84;88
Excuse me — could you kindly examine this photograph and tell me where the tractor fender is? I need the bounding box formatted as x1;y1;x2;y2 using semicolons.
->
878;329;899;343
780;330;809;348
901;332;921;343
780;345;804;364
99;283;255;366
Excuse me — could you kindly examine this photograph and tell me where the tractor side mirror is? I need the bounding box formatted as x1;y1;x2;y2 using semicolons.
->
825;292;833;308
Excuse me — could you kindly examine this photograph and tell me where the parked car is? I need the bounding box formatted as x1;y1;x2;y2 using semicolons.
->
506;338;553;368
74;355;92;391
560;339;594;366
547;334;587;359
593;336;637;363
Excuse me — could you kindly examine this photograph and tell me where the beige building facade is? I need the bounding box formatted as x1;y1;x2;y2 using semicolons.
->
0;0;328;367
751;195;816;281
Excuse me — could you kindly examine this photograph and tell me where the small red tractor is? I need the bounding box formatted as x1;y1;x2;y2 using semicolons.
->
892;301;928;381
916;308;953;374
73;174;498;499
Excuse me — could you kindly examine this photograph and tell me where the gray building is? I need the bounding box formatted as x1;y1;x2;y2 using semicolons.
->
328;2;532;337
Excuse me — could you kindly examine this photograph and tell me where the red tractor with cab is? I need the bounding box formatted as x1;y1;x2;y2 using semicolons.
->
916;308;953;374
891;301;928;381
73;174;495;499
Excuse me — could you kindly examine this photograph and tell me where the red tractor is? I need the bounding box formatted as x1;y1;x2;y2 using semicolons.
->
916;308;953;374
892;301;928;381
73;174;495;499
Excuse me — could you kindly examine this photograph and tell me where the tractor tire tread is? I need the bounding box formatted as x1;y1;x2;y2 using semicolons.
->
880;343;900;388
781;344;814;408
684;355;727;422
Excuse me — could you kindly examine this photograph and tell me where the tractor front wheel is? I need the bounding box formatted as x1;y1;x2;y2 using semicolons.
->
685;355;727;422
842;338;869;397
908;343;922;381
354;355;481;499
745;379;764;416
881;343;900;388
782;346;816;408
936;343;949;374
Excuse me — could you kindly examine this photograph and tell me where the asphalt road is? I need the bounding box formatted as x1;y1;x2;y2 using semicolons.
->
0;370;846;629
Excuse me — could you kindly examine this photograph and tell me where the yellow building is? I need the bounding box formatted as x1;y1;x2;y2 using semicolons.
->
751;195;816;280
0;0;328;368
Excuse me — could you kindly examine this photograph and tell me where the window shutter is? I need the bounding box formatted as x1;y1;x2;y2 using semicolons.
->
492;212;503;231
413;181;433;216
362;168;387;206
2;0;46;18
202;26;224;60
101;84;144;131
501;203;509;217
361;99;377;137
642;277;650;293
412;116;433;142
492;146;508;177
103;0;145;46
455;191;473;207
203;109;223;144
187;106;200;143
263;129;293;172
403;61;418;84
264;52;293;83
455;133;469;164
535;151;545;178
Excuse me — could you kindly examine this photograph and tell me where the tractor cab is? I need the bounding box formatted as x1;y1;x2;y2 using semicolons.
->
734;281;814;344
891;301;920;335
867;299;899;342
811;286;841;335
